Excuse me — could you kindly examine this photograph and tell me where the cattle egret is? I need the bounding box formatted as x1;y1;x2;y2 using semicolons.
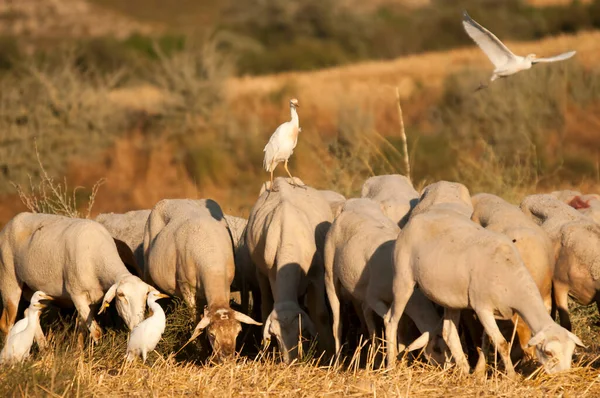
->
125;290;169;363
0;291;52;364
463;11;576;89
263;98;303;190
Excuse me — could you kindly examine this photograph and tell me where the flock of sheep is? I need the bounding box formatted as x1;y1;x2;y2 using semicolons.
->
0;170;599;379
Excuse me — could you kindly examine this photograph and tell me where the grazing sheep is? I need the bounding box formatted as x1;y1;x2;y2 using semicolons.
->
361;174;419;227
246;177;335;363
549;190;600;224
318;190;346;217
96;209;151;277
521;194;600;331
143;199;261;360
324;198;448;364
0;213;152;341
224;214;261;320
471;193;555;357
385;182;583;376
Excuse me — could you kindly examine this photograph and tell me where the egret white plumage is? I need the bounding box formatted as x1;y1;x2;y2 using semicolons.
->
125;290;169;363
462;11;576;89
263;98;303;189
0;291;52;364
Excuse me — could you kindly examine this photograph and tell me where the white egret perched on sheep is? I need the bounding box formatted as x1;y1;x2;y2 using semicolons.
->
0;291;52;364
462;11;576;89
263;98;304;190
125;290;170;363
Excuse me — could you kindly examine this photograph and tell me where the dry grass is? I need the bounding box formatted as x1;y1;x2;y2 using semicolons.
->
1;304;600;397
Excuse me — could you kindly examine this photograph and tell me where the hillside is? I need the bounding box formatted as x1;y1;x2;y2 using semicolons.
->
10;30;593;224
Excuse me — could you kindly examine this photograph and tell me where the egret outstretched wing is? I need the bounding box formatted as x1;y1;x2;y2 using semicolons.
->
462;11;517;68
532;51;576;64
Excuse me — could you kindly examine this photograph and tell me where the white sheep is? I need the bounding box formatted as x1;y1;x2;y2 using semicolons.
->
471;193;555;357
224;214;261;321
0;213;152;341
361;174;419;227
521;194;600;331
246;177;335;363
385;182;584;376
96;209;151;277
143;199;261;360
549;190;600;224
318;189;346;217
324;198;448;364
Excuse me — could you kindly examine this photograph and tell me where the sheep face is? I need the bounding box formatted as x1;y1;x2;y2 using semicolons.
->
99;276;151;330
191;306;262;361
205;309;242;360
528;324;585;373
263;303;316;364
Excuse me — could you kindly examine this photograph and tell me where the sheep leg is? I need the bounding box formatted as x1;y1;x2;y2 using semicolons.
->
553;282;572;331
307;277;335;356
0;282;22;335
442;309;470;374
362;303;378;341
71;295;102;342
476;310;516;378
256;272;273;323
384;281;415;368
324;269;342;353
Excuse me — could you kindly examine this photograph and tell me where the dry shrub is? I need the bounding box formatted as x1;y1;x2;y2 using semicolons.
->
11;144;104;218
0;48;127;193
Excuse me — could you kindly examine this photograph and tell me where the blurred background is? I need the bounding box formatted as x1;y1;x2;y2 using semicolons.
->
0;0;599;224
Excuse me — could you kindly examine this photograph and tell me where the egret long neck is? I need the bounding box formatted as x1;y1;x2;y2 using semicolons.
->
290;106;299;127
24;309;40;336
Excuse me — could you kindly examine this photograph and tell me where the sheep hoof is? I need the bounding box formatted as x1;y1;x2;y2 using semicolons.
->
473;348;486;379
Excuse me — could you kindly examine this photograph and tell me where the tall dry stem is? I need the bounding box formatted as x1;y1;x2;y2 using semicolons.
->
395;87;411;184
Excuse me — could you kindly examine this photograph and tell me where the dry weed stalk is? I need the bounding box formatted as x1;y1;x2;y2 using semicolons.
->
11;143;104;218
395;87;411;184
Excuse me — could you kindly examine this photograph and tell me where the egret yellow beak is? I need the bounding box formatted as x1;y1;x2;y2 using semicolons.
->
40;294;54;301
156;293;170;299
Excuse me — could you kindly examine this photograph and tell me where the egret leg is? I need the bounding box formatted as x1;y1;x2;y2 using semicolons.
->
269;165;279;192
284;160;306;189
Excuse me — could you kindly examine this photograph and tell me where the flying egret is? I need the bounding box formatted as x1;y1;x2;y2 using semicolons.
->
263;98;304;190
125;290;169;363
462;11;576;89
0;291;53;364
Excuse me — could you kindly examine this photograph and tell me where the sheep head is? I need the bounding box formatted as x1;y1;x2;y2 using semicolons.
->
98;276;153;330
190;306;261;361
528;323;585;373
263;302;317;364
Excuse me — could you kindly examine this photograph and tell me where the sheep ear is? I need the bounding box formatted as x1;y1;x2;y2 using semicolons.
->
189;316;211;342
262;313;273;342
407;332;430;352
98;284;118;314
568;331;586;348
233;310;262;326
527;330;546;347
